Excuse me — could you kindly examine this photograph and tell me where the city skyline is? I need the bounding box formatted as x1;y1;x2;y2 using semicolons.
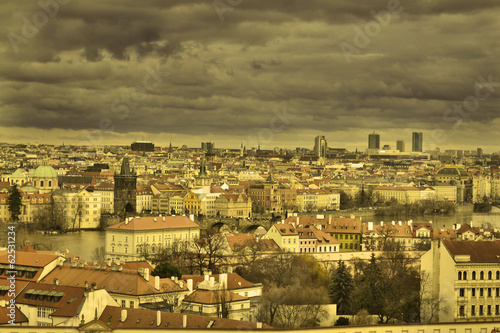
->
1;1;499;152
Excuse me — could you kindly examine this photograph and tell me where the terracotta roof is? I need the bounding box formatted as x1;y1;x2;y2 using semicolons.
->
39;264;188;296
98;306;270;329
412;223;433;231
106;215;199;231
0;280;30;301
273;223;298;236
182;273;256;290
443;240;500;262
297;225;340;244
432;229;457;239
0;306;28;324
0;250;59;269
183;289;248;304
15;282;86;317
456;223;480;235
374;186;435;191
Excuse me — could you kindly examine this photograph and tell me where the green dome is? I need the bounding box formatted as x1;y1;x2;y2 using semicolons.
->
33;165;57;178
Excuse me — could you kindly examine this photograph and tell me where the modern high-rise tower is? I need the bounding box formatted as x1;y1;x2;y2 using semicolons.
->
397;140;405;152
368;132;380;149
412;132;423;152
314;135;327;158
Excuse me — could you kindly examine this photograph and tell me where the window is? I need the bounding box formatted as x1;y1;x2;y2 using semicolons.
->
122;300;126;307
459;305;465;316
472;288;476;297
472;271;476;280
497;271;500;280
480;288;484;297
497;288;499;297
488;305;492;316
471;305;476;316
130;301;135;308
463;271;467;280
459;288;465;297
496;305;499;316
479;305;484;316
458;271;462;280
489;271;493;280
480;271;484;280
488;288;492;297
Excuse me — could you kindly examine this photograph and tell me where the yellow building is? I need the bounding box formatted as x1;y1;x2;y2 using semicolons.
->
421;240;500;323
214;193;252;218
183;192;201;215
263;223;299;252
105;215;201;262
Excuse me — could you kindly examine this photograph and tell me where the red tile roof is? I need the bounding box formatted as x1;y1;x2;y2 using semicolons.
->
97;306;270;329
183;273;257;291
183;289;248;304
443;240;500;262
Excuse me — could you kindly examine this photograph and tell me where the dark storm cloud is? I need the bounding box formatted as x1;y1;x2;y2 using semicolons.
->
0;0;499;150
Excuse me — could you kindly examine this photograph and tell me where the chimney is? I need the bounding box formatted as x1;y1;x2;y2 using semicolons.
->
256;322;263;329
53;278;60;286
398;221;402;226
189;214;195;222
187;279;193;292
182;314;187;328
157;310;161;326
329;216;332;224
120;309;127;322
144;268;150;282
154;218;157;222
296;217;299;224
155;275;160;290
163;216;165;221
179;281;184;288
116;258;121;266
219;273;227;288
368;222;373;231
204;274;209;282
380;221;384;227
209;277;215;288
107;258;112;266
392;221;395;225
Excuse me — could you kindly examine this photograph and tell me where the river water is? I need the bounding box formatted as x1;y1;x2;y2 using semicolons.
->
37;208;500;261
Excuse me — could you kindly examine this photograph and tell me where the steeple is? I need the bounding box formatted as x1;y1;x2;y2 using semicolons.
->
120;157;135;176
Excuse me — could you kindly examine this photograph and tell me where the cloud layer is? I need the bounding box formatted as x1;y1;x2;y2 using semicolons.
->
1;0;499;151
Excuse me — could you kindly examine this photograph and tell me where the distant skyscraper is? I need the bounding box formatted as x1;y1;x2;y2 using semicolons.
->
477;148;483;158
368;132;380;149
397;140;405;152
314;135;327;158
412;132;423;152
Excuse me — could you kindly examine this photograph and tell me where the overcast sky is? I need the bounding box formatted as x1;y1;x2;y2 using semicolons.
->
1;0;499;152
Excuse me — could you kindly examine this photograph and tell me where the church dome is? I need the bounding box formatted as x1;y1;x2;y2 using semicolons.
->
33;165;57;178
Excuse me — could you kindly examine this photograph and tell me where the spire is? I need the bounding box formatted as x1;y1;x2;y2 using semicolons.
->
266;172;276;183
198;156;208;178
120;157;132;175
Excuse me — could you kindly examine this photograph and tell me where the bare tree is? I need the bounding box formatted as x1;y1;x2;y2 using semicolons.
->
91;246;106;261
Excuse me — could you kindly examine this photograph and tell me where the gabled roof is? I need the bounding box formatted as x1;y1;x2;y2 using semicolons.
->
39;264;188;296
183;289;248;304
182;273;256;291
15;282;86;317
98;306;270;329
272;223;298;236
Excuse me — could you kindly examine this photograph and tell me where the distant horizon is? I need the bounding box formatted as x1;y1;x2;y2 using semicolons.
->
1;1;499;156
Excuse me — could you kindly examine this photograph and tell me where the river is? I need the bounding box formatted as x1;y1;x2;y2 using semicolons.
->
36;208;500;261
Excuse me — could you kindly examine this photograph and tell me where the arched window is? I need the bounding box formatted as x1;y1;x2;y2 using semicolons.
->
464;271;468;280
497;271;500;280
472;271;476;280
489;271;492;280
458;271;462;280
480;271;484;280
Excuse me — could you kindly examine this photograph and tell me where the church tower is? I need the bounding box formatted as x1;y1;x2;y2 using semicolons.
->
114;157;137;217
195;156;212;187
